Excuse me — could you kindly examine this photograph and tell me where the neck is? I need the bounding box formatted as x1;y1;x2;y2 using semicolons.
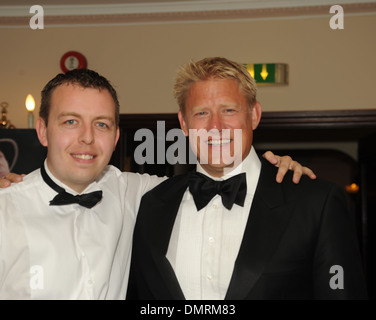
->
45;161;90;194
199;165;236;178
198;150;251;178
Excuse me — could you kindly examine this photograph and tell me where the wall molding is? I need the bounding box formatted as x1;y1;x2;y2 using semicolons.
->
1;2;375;26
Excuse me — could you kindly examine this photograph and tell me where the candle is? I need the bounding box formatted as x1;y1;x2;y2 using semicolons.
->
25;94;35;128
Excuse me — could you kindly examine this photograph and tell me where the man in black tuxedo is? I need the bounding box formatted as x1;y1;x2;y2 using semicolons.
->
127;57;367;300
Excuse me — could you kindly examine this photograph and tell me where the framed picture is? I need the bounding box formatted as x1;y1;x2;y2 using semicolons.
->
0;129;47;175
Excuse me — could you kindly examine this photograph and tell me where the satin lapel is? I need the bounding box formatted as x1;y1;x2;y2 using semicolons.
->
225;158;294;300
146;174;190;299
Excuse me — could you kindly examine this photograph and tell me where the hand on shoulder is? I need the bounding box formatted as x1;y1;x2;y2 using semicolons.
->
0;173;25;188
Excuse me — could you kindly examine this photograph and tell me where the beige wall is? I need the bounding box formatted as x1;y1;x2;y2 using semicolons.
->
1;13;375;129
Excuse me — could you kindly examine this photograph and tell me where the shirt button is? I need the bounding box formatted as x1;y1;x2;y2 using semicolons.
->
206;275;213;281
212;203;218;209
87;279;93;285
208;237;215;244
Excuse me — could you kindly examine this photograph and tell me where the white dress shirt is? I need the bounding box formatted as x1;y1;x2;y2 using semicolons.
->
166;147;261;300
0;162;163;300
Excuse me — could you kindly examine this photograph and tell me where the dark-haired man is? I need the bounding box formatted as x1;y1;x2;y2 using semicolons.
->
0;69;162;299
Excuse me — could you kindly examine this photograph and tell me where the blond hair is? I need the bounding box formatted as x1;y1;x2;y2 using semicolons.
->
173;57;257;114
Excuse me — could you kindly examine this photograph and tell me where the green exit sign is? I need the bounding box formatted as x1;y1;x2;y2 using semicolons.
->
243;63;288;86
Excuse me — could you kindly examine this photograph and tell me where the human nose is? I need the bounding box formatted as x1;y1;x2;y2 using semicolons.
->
208;113;225;132
78;123;94;144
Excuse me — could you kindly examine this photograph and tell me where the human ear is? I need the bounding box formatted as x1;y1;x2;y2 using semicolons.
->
36;117;48;147
251;101;262;130
178;109;189;136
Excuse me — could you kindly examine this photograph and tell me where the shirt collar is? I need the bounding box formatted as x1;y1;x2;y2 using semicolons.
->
43;160;101;195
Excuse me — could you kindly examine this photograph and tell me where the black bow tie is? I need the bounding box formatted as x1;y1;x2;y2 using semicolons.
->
188;171;247;211
40;165;102;209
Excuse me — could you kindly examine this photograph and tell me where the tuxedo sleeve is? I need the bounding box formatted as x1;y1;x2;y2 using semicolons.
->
312;183;368;299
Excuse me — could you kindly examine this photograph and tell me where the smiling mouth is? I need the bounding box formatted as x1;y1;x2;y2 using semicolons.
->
207;139;231;146
72;154;95;160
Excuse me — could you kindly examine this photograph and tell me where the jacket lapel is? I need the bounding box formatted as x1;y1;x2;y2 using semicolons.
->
145;174;190;299
225;158;294;300
142;161;294;300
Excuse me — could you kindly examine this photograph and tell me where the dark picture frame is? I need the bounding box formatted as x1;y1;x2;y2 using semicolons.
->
0;129;47;175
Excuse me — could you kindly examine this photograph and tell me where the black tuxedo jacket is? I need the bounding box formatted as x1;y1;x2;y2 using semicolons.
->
127;158;368;300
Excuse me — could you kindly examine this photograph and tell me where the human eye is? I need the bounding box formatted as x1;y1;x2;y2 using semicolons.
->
64;119;77;126
194;110;208;117
222;106;238;115
95;120;113;130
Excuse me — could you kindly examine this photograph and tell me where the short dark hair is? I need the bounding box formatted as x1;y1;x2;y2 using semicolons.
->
40;69;120;126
